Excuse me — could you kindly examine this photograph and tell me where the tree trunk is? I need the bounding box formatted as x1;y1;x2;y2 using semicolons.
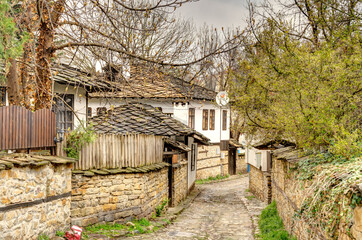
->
6;59;21;105
34;0;65;110
35;20;53;110
19;43;33;109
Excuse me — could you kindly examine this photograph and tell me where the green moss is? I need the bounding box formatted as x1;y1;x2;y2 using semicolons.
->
257;201;296;240
37;234;50;240
246;195;255;200
196;174;230;184
84;218;158;237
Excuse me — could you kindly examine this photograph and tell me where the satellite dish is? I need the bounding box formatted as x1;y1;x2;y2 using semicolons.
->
216;91;229;106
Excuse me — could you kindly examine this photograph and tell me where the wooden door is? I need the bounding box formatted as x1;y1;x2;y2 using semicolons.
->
228;149;236;175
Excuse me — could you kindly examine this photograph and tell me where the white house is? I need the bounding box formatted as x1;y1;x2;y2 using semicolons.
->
1;62;234;179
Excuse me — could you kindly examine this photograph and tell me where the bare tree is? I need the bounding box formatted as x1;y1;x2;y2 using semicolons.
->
6;0;243;110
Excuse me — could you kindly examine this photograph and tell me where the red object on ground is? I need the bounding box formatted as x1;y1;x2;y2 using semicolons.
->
65;226;83;240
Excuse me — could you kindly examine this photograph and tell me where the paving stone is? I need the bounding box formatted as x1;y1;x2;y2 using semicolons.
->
121;175;266;240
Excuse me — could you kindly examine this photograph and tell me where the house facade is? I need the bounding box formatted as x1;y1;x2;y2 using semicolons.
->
1;62;233;179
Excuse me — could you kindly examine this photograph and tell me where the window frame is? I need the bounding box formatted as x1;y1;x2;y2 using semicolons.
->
191;143;197;171
188;108;195;129
97;107;107;115
209;109;215;130
53;94;74;132
222;110;227;130
202;109;208;130
87;107;92;118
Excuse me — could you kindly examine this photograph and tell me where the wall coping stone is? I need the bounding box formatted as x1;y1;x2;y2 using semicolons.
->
72;162;170;176
0;153;76;170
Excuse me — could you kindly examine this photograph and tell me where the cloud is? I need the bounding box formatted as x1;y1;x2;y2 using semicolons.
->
175;0;249;29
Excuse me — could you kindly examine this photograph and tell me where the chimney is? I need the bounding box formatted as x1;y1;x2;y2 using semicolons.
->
129;60;159;83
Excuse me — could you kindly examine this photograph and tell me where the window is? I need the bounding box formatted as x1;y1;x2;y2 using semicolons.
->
209;109;215;130
53;94;74;132
87;107;92;118
191;143;197;171
202;109;208;130
97;107;107;115
0;87;6;106
256;152;262;168
188;108;195;129
222;110;227;130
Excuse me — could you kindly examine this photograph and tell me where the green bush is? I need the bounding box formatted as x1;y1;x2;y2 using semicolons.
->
257;201;296;240
64;123;96;159
155;198;169;217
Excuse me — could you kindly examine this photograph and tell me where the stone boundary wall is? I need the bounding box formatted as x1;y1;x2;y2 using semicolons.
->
197;145;228;180
236;154;247;174
248;165;271;204
0;161;72;240
71;166;168;227
272;157;361;240
171;160;188;207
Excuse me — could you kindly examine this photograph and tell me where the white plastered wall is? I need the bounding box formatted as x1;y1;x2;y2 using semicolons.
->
245;147;271;171
189;101;230;143
87;98;176;118
53;83;87;128
76;96;230;144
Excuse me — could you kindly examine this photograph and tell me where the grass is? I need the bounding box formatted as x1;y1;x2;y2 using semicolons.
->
246;195;255;200
195;174;230;184
155;198;169;217
55;231;65;237
37;234;49;240
83;217;166;238
257;201;296;240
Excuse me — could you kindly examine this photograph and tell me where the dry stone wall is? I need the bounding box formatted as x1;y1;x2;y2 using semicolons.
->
71;166;168;227
0;162;72;240
197;145;228;180
272;157;361;240
171;160;188;206
236;154;247;174
248;165;271;203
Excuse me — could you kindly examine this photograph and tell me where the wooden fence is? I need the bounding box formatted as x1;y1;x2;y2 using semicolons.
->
74;133;164;170
0;106;56;151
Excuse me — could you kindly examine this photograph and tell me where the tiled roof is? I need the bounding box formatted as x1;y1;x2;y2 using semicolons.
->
90;102;210;144
229;139;243;148
1;61;216;101
164;138;191;152
89;68;216;101
0;61;106;90
51;64;108;90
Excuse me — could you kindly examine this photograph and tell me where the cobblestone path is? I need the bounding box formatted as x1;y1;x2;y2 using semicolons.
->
127;175;266;240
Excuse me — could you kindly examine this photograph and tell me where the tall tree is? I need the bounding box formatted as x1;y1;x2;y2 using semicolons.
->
231;0;361;157
0;0;28;105
5;0;241;110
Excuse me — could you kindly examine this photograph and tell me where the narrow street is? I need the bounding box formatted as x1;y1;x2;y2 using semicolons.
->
127;175;266;240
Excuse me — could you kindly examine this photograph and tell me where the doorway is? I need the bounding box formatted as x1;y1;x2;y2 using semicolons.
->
228;149;236;175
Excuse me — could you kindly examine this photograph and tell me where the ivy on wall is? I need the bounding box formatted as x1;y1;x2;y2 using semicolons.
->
295;154;362;238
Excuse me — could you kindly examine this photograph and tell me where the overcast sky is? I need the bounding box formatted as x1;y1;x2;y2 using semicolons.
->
175;0;249;29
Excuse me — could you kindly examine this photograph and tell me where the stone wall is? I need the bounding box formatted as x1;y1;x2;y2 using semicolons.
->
236;154;247;174
272;157;361;240
248;165;271;203
171;160;188;207
197;144;228;180
0;162;72;240
71;166;169;227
